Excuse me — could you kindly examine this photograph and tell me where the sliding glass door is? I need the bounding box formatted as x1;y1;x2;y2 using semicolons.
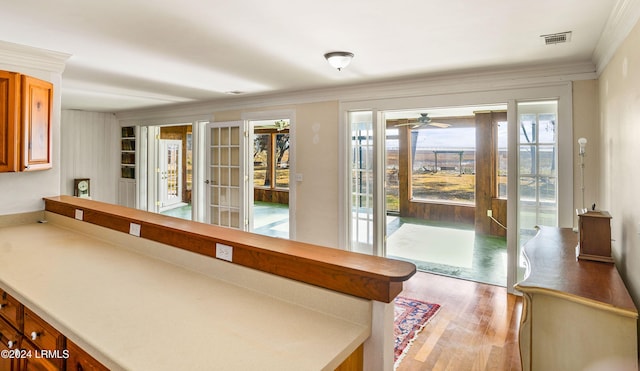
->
341;85;573;293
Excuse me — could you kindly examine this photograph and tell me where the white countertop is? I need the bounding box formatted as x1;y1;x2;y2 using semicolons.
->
0;218;370;370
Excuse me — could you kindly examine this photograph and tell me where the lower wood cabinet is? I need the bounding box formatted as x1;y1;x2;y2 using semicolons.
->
22;307;65;369
0;290;22;330
0;316;20;371
20;340;59;371
1;290;108;371
65;340;108;371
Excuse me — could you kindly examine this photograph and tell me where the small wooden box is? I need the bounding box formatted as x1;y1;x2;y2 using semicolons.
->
578;210;614;263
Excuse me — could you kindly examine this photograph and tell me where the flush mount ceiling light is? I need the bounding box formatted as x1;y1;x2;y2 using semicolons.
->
324;51;354;71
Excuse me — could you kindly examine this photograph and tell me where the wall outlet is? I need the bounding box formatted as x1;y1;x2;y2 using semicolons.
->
487;210;493;217
129;223;141;237
216;243;233;262
74;209;84;221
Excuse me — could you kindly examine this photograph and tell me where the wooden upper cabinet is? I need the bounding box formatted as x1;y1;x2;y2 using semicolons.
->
0;71;20;172
21;75;53;171
0;70;53;173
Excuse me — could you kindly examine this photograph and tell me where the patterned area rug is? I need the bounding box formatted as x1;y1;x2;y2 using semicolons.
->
394;296;441;368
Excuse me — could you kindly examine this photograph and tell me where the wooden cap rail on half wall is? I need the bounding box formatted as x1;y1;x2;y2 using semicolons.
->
43;196;416;303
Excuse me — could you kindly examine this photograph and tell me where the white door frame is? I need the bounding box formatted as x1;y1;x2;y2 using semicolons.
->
339;83;573;294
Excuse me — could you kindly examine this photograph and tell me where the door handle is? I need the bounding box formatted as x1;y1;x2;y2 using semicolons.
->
205;180;210;184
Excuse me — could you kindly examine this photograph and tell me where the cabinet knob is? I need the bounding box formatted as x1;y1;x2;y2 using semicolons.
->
0;303;5;309
7;340;15;349
30;331;38;341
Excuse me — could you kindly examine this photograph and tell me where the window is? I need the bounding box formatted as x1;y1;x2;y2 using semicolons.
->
410;124;476;205
253;130;290;190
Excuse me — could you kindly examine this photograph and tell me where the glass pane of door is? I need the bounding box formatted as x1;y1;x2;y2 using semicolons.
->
275;133;290;189
385;126;400;213
206;121;246;230
517;100;558;281
349;111;375;254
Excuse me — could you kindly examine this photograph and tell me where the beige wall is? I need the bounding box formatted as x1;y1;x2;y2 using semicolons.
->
598;18;640;308
213;101;340;248
292;101;340;247
60;110;120;204
572;80;601;225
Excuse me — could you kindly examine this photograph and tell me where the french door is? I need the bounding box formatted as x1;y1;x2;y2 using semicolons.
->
348;111;386;256
158;139;182;210
205;121;251;230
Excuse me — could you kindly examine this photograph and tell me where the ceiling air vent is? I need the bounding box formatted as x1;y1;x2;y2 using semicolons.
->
541;31;572;45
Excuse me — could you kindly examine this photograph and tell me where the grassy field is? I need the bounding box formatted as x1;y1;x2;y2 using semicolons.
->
386;170;476;211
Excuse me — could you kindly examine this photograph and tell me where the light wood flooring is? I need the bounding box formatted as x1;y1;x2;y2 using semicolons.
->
397;272;523;371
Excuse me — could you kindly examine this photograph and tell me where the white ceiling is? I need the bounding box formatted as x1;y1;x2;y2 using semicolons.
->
0;0;618;113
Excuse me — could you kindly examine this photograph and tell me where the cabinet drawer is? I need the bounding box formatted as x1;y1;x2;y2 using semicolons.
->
66;339;109;371
0;290;22;331
0;316;20;349
23;307;64;353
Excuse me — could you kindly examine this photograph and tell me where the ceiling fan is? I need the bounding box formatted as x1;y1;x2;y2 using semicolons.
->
395;113;451;129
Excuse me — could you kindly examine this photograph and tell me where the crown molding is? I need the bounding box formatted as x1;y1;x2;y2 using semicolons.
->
116;61;596;123
0;40;70;74
593;0;640;75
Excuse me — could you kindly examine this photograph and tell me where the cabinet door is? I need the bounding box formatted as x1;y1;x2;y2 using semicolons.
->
0;290;23;331
0;341;18;371
66;339;109;371
21;75;53;171
20;339;59;371
0;71;20;172
0;317;20;371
